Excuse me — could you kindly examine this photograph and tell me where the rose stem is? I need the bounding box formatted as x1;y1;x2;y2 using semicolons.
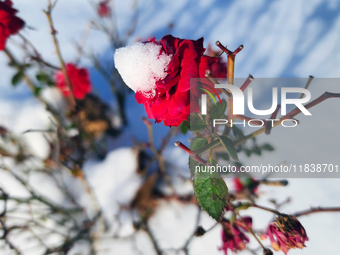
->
236;212;268;251
240;74;254;92
215;42;243;135
44;0;76;109
174;141;207;166
293;207;340;217
299;75;314;99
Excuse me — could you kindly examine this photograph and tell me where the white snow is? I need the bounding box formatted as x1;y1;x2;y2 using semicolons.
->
114;42;171;97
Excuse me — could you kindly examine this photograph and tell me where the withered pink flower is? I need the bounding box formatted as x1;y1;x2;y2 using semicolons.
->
262;214;308;254
218;217;252;255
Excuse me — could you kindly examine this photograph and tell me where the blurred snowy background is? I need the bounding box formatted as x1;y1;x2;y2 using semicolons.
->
0;0;340;254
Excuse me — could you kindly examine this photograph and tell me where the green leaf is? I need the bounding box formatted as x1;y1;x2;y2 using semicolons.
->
234;161;243;168
189;157;199;177
36;72;55;87
262;143;274;151
193;160;228;221
34;87;42;96
12;71;24;86
232;125;245;138
190;137;207;151
252;146;262;156
216;135;239;161
216;152;230;161
189;113;207;131
244;148;252;157
189;138;208;177
180;121;189;135
36;73;49;82
210;99;227;119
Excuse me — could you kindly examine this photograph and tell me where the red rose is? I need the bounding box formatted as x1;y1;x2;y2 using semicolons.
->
55;63;92;100
134;35;221;127
0;0;25;51
98;0;110;18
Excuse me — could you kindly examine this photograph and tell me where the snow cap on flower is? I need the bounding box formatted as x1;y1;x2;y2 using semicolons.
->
114;41;172;98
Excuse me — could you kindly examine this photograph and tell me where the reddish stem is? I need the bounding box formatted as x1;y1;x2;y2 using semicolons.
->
175;141;207;166
240;74;254;92
288;92;340;118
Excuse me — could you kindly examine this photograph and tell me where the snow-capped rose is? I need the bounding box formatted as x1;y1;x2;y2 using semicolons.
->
114;35;221;127
55;63;92;100
0;0;25;51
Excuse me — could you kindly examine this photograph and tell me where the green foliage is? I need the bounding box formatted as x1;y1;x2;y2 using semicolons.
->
34;87;42;96
36;72;55;86
232;125;245;138
210;99;227;119
11;71;24;86
190;137;207;151
193;160;228;221
180;121;189;134
262;143;275;151
216;135;239;161
252;145;262;156
189;113;207;131
189;138;208;176
216;151;230;161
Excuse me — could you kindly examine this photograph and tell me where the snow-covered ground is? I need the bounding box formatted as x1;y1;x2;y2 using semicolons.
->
1;0;340;254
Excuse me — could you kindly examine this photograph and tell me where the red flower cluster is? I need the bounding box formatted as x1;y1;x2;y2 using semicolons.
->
262;214;308;254
98;0;111;18
55;63;92;100
136;35;223;127
0;0;25;51
218;217;252;255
